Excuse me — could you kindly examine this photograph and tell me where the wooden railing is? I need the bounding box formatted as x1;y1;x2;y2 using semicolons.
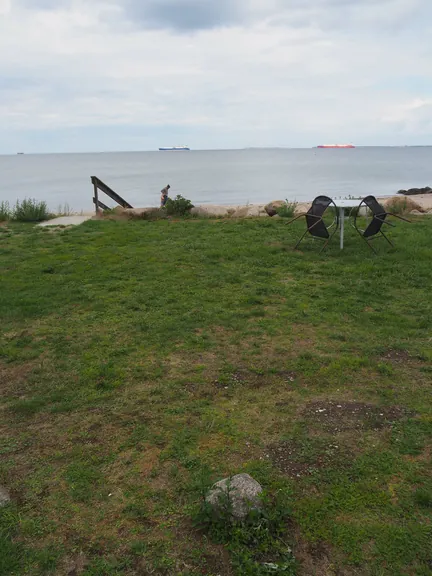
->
91;176;134;213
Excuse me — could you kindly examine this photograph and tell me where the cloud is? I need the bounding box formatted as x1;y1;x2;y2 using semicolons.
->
0;0;431;152
120;0;242;31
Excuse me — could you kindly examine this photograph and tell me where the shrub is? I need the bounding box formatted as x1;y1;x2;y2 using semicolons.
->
12;198;51;222
276;200;298;219
164;195;194;216
0;201;11;221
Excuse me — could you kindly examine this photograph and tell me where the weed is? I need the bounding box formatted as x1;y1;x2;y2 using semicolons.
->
276;200;298;219
414;488;432;508
0;201;11;221
193;489;296;575
56;202;73;216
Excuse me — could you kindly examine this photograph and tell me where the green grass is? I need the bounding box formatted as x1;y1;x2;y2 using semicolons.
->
0;216;431;575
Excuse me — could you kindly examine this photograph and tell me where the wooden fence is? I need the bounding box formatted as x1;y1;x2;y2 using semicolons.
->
91;176;133;214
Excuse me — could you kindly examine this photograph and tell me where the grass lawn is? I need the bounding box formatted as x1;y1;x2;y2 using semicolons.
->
0;216;431;576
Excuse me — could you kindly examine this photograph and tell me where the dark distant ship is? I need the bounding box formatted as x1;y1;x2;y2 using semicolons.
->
159;145;190;151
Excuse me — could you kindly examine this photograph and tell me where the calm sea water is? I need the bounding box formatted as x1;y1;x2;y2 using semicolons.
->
0;147;431;212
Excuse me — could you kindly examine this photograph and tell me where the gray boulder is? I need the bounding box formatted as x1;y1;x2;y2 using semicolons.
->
0;486;11;507
206;473;263;520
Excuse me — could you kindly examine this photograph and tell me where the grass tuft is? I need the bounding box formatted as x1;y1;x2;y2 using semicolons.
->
276;200;298;219
12;198;51;222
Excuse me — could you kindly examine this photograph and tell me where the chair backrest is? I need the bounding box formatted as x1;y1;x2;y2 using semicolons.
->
305;195;334;239
362;195;387;238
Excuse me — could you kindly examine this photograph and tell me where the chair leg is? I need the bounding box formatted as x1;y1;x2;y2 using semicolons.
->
380;230;394;247
319;239;330;254
355;227;377;254
364;237;377;254
294;229;309;250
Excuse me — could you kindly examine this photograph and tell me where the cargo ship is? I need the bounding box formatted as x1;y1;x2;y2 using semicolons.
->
159;145;190;151
317;144;355;149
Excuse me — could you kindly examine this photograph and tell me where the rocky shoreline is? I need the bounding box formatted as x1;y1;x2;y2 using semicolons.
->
398;186;431;196
118;195;432;219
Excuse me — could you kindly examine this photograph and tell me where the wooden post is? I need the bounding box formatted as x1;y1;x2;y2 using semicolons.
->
93;181;98;215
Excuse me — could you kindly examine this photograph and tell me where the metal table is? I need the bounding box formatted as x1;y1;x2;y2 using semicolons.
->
333;198;362;250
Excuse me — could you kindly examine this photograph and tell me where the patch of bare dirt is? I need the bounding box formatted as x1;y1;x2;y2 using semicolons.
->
302;401;410;433
295;534;366;576
0;360;36;397
61;554;88;576
267;439;352;478
381;349;411;363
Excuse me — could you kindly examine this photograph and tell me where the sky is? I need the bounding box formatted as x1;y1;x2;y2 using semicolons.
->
0;0;431;153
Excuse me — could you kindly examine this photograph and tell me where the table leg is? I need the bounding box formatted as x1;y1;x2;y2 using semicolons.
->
340;207;345;250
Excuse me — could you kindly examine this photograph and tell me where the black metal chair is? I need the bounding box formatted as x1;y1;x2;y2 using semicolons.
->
287;195;339;252
352;195;410;254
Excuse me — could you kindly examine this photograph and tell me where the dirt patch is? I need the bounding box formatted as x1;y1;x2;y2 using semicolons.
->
267;439;351;478
381;349;412;363
294;533;365;576
275;371;297;383
0;360;36;397
61;554;89;576
302;401;410;433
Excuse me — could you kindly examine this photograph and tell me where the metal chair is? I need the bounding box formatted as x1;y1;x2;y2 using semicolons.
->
352;195;410;254
287;195;339;252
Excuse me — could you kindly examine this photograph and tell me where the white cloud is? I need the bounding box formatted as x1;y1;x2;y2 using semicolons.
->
0;0;431;152
382;99;432;133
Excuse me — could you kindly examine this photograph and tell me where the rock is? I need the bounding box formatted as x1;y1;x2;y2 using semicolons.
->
232;205;268;218
265;200;285;217
409;210;423;215
206;473;263;520
0;486;11;507
125;207;158;217
398;186;432;196
191;204;268;218
191;205;233;217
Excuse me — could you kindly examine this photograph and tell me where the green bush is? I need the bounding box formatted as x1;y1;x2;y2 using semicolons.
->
276;200;298;219
0;201;11;221
12;199;51;222
164;195;194;216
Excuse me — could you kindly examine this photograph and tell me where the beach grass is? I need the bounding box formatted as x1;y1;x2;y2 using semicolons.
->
0;199;51;223
0;216;431;575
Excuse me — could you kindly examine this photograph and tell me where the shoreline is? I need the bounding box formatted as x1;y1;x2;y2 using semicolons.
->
119;194;432;219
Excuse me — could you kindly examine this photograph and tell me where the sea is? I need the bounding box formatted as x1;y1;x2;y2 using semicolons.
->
0;147;431;212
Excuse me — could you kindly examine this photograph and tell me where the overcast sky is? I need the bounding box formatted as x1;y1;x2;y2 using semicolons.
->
0;0;431;153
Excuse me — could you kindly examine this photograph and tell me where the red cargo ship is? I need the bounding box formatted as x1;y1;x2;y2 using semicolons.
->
317;144;355;148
